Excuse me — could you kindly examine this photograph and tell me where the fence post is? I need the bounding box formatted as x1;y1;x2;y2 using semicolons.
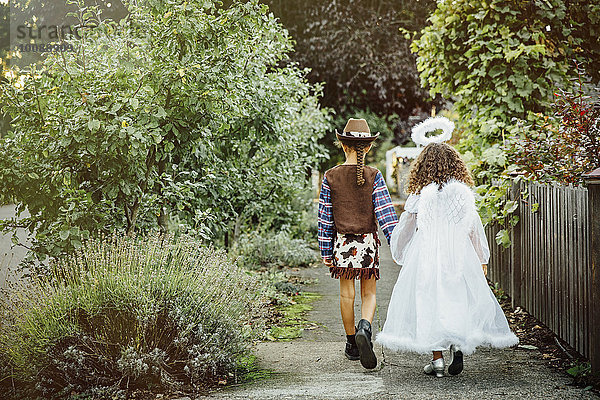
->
583;167;600;376
509;177;522;308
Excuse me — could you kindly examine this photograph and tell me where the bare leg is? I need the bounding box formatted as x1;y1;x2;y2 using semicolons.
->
339;277;356;335
360;276;377;322
433;351;443;360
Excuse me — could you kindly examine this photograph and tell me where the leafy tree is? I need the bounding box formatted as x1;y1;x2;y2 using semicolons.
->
412;0;600;174
262;0;440;137
0;0;329;265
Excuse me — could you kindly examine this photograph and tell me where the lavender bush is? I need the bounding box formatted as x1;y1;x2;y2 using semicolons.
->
0;233;265;398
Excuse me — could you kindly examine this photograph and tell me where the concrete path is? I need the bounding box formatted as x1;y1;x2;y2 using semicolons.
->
204;231;598;400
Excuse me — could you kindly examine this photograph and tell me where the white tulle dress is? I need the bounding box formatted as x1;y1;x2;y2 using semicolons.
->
376;179;518;355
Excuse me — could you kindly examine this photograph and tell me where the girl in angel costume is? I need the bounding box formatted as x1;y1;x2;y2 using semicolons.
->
376;120;518;377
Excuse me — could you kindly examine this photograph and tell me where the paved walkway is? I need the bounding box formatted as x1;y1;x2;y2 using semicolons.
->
204;231;598;400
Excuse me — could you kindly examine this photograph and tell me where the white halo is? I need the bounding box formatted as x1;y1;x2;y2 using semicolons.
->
411;116;454;147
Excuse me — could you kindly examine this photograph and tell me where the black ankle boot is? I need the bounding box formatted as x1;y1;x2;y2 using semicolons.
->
344;333;359;360
355;319;377;369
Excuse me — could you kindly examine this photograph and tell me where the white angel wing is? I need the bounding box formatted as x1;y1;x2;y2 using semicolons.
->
417;179;476;235
415;179;479;277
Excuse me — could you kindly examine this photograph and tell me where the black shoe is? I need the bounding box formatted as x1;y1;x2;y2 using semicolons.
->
448;344;463;375
344;334;359;360
355;319;377;369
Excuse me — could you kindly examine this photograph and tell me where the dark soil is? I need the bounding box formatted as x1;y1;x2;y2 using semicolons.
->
495;287;599;393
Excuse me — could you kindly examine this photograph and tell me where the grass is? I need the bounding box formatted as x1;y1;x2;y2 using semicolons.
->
235;354;274;384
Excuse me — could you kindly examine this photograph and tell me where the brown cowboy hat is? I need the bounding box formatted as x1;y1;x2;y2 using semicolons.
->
335;118;380;143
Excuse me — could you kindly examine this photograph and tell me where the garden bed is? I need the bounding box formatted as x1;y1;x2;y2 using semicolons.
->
496;288;599;394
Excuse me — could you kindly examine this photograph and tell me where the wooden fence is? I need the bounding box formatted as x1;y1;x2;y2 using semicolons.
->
485;170;600;374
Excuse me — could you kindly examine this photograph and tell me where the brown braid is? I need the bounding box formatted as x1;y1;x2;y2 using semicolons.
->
339;138;370;186
355;142;365;186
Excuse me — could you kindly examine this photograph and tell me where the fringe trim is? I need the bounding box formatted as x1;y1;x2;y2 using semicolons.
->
329;266;380;280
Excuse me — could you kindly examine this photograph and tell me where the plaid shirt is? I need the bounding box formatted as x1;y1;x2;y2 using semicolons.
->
318;170;398;261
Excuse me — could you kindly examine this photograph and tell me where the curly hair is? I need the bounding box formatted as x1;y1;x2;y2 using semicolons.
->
339;139;372;186
407;142;474;194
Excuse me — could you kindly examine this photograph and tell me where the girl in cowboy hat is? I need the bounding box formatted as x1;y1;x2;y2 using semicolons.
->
318;118;398;369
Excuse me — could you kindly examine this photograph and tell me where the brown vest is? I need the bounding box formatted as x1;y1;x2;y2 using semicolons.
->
325;165;379;235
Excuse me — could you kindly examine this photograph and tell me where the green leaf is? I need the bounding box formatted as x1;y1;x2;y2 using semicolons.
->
59;136;72;147
59;230;70;240
482;146;506;166
504;200;518;214
495;229;511;248
488;65;504;78
151;131;163;144
505;46;523;62
110;102;123;114
154;106;167;118
88;119;101;131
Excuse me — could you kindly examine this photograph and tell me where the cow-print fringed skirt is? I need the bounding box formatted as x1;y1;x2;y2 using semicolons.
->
330;232;380;280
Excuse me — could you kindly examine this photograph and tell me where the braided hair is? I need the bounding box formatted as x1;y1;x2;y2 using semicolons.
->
355;142;366;186
340;139;370;186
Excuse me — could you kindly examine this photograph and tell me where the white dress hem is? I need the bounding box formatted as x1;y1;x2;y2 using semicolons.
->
376;331;519;356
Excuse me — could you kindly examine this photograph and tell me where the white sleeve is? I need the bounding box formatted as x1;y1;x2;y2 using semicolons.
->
390;210;418;265
469;212;490;264
403;193;419;213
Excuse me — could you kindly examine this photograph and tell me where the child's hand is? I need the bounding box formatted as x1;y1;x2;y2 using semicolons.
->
482;264;488;276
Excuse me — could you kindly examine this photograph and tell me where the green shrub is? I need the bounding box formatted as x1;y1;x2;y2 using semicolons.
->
254;270;303;309
0;0;329;265
282;189;318;242
506;66;600;185
412;0;600;146
232;231;319;270
0;233;265;398
247;188;318;243
287;203;318;243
